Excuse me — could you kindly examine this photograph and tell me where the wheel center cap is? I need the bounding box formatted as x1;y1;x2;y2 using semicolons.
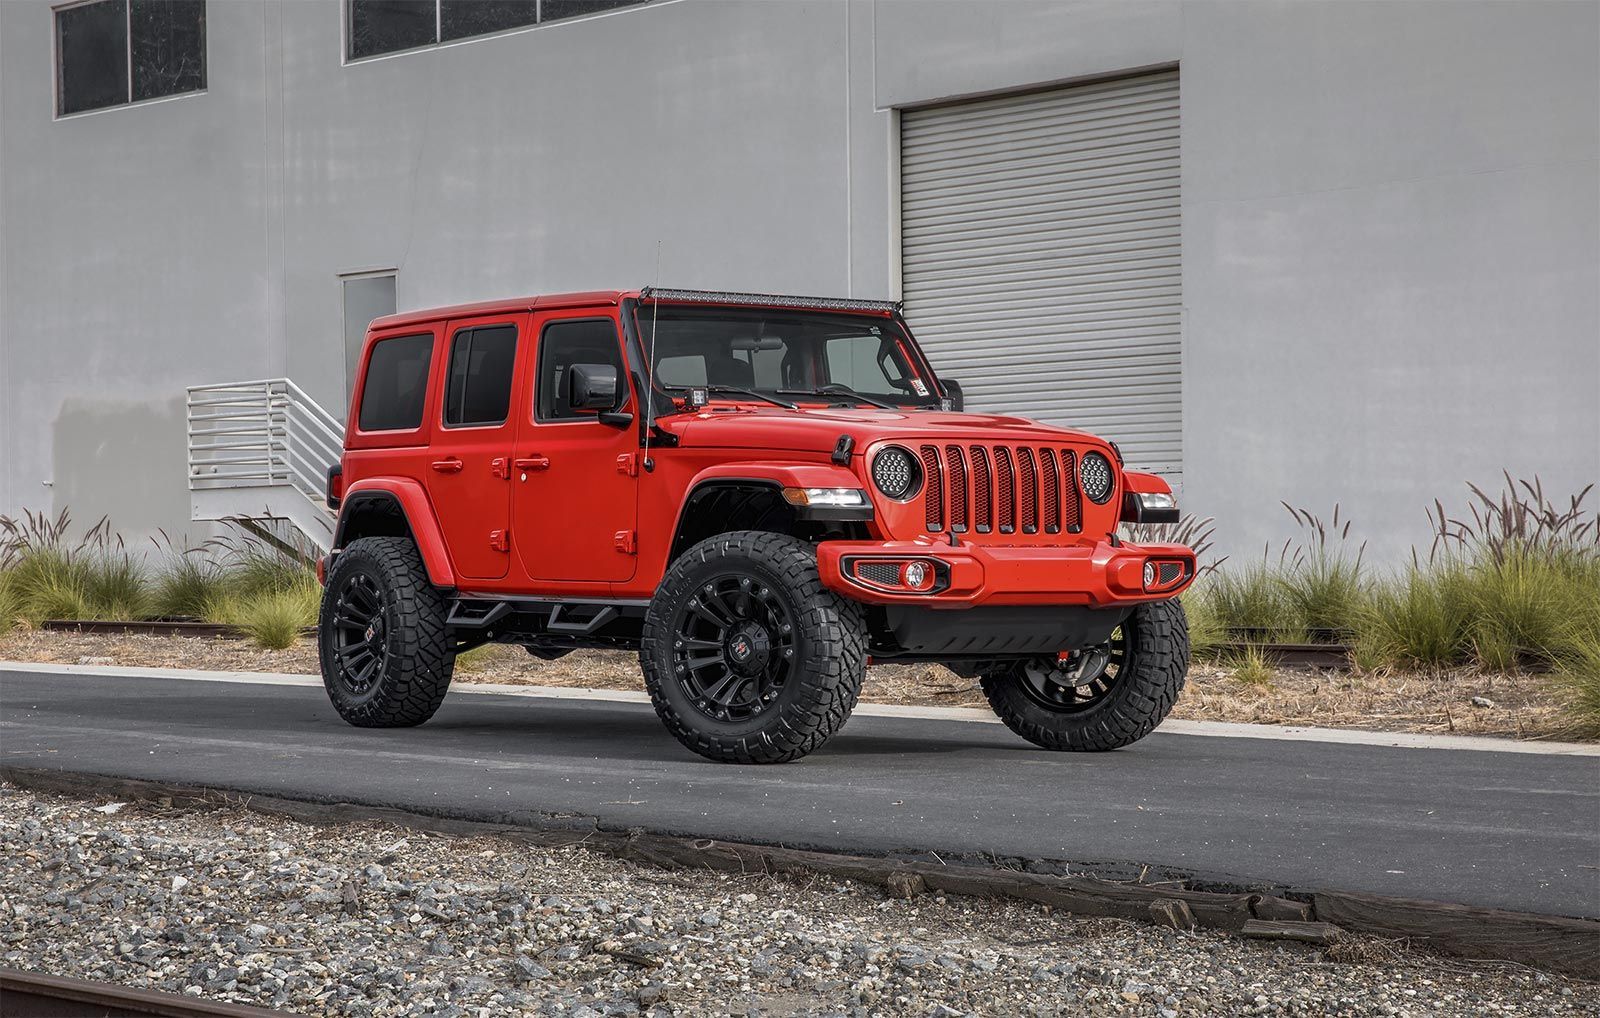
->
726;623;771;675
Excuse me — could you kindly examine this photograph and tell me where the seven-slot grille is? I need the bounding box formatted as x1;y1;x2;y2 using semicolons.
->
919;444;1083;536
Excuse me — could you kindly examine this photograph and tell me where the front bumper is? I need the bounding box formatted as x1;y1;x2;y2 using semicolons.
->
816;538;1196;608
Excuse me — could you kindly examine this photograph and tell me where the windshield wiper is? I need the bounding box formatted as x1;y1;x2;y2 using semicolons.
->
699;385;798;410
779;384;899;410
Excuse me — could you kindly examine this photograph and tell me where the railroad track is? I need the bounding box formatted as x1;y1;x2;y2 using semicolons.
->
0;967;283;1017
40;620;313;640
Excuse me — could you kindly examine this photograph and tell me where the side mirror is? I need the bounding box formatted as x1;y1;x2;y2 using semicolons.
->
568;363;619;412
941;378;965;412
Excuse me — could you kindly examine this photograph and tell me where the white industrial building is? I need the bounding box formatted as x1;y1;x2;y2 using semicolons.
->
0;0;1595;563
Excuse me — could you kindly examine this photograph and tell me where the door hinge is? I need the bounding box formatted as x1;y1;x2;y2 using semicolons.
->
616;453;638;477
491;457;510;480
613;530;637;555
489;529;510;553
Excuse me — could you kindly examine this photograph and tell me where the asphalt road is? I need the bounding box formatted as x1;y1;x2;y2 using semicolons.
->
2;668;1597;918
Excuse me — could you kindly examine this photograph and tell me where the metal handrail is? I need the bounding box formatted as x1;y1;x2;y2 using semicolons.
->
186;379;345;502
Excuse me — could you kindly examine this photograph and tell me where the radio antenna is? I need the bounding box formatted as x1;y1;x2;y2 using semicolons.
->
641;241;662;471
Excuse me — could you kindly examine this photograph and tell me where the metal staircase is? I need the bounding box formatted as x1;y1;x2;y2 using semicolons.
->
187;379;344;552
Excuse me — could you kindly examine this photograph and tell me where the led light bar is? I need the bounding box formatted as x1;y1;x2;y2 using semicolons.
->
638;287;901;314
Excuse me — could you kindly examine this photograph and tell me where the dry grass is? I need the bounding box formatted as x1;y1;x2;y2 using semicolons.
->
1;629;1587;741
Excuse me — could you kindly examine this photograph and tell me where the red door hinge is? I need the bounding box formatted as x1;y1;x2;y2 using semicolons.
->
616;453;638;477
489;529;510;553
491;457;510;480
613;530;637;555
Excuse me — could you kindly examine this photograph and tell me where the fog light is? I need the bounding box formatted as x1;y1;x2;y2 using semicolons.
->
1143;561;1157;589
903;561;931;590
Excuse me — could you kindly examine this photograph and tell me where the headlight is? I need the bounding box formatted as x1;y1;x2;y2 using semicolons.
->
871;446;921;501
1080;451;1115;504
1135;492;1176;512
781;487;869;507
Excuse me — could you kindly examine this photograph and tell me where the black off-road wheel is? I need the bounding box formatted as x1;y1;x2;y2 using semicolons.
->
641;531;867;764
980;599;1189;751
318;536;455;728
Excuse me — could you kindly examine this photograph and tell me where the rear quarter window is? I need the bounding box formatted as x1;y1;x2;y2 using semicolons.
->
358;333;434;432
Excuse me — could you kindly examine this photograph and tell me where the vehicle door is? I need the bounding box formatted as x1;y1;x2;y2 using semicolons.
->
511;311;639;583
422;314;525;581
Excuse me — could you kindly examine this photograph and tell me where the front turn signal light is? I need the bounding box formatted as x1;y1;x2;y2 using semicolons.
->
782;487;869;507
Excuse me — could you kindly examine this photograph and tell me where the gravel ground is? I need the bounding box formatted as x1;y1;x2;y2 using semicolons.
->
1;629;1584;741
3;784;1595;1017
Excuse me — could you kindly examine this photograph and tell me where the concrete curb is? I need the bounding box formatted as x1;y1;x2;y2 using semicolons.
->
5;766;1596;980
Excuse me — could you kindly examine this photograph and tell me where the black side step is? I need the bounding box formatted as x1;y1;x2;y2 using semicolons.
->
444;595;649;649
546;604;619;636
446;601;513;629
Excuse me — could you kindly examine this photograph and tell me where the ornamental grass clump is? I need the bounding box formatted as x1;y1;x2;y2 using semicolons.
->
206;525;320;649
0;509;154;623
1355;561;1472;670
149;531;228;620
0;571;22;635
1222;644;1275;687
1202;559;1302;642
212;526;316;600
232;576;321;651
1430;475;1600;674
1275;504;1369;641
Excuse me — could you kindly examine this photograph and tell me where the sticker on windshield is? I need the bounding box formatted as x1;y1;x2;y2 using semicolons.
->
909;379;929;397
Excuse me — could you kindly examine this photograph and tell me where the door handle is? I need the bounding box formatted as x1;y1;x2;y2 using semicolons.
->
431;457;464;473
514;455;550;471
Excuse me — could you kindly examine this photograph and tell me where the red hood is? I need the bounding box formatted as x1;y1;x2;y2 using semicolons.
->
661;405;1111;454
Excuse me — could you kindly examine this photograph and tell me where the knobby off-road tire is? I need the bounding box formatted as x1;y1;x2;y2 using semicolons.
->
641;531;867;764
319;536;455;728
981;599;1189;751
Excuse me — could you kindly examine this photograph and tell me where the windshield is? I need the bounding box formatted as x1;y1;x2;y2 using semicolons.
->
634;306;939;410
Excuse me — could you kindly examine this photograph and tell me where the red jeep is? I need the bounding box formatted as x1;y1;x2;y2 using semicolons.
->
319;288;1195;763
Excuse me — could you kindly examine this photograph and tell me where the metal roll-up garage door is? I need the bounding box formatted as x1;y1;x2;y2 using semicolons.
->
900;70;1181;477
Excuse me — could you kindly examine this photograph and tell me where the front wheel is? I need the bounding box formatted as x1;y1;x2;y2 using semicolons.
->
318;536;455;728
981;599;1189;751
640;531;867;764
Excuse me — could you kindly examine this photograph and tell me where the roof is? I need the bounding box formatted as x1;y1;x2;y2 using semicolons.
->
367;288;901;332
370;290;628;331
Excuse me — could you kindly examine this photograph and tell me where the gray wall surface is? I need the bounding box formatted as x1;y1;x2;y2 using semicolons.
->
1;0;1596;565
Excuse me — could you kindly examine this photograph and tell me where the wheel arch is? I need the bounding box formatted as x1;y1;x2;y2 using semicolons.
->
665;463;874;566
334;478;456;588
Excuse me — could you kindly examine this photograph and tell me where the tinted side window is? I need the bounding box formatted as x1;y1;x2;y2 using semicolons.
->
444;325;517;427
358;333;434;432
537;320;623;421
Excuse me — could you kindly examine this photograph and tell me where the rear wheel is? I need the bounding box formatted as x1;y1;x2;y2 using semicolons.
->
981;599;1189;751
319;536;454;728
641;531;867;763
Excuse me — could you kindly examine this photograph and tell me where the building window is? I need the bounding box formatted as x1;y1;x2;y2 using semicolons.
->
347;0;648;61
55;0;206;117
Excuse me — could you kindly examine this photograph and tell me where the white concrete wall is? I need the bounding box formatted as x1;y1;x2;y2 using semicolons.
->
2;0;1596;564
0;0;277;532
1179;1;1600;563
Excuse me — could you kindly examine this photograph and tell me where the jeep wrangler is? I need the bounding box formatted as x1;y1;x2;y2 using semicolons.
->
318;288;1195;763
